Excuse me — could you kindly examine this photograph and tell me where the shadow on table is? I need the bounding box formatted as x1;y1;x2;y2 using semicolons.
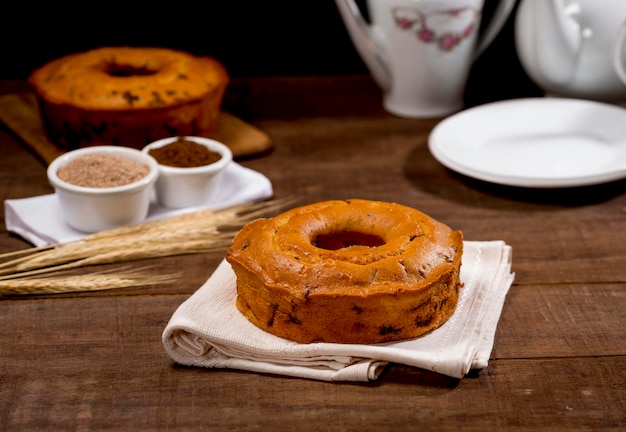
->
403;142;626;209
371;364;462;389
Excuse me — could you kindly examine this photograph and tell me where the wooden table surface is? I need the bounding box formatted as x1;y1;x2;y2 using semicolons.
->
1;76;625;431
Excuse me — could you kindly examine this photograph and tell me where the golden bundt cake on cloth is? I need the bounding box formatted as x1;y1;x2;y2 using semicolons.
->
226;199;464;344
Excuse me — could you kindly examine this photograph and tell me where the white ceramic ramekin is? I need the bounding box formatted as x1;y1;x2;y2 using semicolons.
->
142;136;232;209
47;146;159;233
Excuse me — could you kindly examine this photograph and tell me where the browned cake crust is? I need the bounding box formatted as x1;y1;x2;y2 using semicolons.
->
28;46;229;149
226;199;464;344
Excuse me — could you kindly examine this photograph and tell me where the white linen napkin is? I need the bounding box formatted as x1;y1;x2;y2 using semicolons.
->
3;162;273;246
162;240;514;382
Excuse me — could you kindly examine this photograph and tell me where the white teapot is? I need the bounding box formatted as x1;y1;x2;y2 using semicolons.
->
515;0;626;104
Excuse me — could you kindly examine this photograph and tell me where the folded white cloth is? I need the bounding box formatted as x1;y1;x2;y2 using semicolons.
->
4;162;273;246
162;240;514;382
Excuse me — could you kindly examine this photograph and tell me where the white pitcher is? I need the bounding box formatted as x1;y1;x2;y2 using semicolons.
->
335;0;516;118
515;0;626;104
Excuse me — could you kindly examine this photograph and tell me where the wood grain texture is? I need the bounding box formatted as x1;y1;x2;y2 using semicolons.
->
1;76;625;431
0;293;624;431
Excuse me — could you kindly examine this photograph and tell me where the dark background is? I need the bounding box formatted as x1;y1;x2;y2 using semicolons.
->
0;0;542;107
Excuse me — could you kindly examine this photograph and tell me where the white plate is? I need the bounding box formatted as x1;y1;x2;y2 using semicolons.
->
428;98;626;187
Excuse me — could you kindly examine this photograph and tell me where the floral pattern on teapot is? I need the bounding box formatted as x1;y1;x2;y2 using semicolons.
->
392;6;480;51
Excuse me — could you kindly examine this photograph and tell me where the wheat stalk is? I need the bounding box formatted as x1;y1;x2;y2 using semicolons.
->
0;268;180;296
0;198;297;283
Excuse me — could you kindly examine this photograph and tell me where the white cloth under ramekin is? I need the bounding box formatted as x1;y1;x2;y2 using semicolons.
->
162;240;514;382
4;162;273;246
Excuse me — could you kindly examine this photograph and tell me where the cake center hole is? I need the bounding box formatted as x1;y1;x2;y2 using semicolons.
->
313;231;385;250
105;63;158;77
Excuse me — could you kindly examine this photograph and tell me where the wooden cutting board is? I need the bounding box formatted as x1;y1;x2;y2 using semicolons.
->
0;93;272;165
